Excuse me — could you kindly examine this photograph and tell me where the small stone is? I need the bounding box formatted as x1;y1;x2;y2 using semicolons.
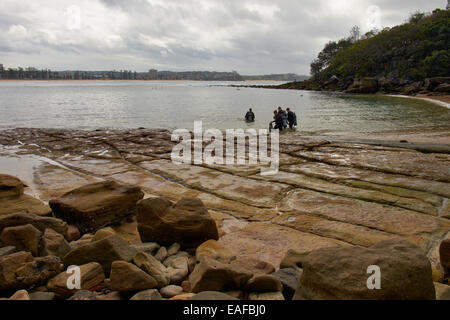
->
130;289;163;300
130;242;160;255
249;292;285;300
40;228;71;259
155;246;168;262
167;243;181;256
110;260;158;292
29;292;56;300
190;291;239;300
246;275;283;293
166;256;189;284
67;290;98;300
9;290;30;300
163;251;189;267
0;224;42;256
160;285;183;298
181;280;191;293
133;252;170;288
66;225;81;242
91;227;116;242
169;293;196;300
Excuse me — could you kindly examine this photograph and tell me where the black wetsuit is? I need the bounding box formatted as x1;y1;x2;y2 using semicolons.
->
287;111;295;128
245;111;255;122
274;112;283;131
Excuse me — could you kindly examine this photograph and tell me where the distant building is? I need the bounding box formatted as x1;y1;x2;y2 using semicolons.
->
0;64;3;79
149;69;158;80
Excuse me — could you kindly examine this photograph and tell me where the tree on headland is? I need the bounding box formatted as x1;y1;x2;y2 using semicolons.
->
310;9;450;81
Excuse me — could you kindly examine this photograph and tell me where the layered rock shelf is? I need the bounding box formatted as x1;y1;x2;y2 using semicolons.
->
0;128;449;300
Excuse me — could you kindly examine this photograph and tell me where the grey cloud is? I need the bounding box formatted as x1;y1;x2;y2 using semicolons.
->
0;0;446;74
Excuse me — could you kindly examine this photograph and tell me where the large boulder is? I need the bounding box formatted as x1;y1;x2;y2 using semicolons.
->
0;224;42;256
0;251;34;290
63;234;137;274
49;181;144;233
0;212;68;239
0;174;24;198
12;255;63;290
293;239;436;300
0;175;51;217
47;262;105;298
137;197;218;247
110;261;158;292
189;256;253;293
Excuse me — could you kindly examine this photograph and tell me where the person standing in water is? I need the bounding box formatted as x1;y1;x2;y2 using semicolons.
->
277;106;287;129
245;108;255;122
287;108;297;129
271;110;283;132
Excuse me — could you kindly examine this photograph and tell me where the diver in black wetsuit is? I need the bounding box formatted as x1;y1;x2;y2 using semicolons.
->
245;108;255;122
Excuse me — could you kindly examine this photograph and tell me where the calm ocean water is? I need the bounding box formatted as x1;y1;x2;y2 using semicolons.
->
0;80;449;135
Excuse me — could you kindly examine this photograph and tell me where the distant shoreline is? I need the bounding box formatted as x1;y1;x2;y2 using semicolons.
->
0;79;285;83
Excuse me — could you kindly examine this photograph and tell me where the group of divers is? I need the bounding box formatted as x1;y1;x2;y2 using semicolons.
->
244;107;297;132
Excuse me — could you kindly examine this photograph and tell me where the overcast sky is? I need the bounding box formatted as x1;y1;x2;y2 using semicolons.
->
0;0;446;74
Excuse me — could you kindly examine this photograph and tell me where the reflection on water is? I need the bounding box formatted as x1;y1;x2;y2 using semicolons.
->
0;81;449;136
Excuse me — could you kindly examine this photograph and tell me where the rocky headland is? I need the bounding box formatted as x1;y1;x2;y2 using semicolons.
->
232;76;450;104
0;128;449;300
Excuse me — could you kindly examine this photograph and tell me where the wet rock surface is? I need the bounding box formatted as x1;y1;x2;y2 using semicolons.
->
0;128;449;300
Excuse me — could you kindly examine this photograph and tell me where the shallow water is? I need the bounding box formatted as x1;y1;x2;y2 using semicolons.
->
0;80;449;136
